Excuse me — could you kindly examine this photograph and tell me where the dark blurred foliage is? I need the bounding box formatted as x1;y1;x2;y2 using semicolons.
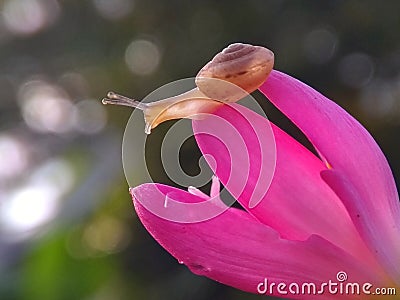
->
0;0;399;299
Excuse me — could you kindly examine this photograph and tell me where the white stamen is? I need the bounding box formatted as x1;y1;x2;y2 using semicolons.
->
164;195;169;207
210;175;221;198
188;186;209;200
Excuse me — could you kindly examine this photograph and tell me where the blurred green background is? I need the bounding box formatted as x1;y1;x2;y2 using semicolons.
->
0;0;399;299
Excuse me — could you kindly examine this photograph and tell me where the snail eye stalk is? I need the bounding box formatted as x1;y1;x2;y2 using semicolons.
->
102;91;148;110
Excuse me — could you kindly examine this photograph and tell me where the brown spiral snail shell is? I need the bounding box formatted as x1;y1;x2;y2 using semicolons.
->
102;43;274;134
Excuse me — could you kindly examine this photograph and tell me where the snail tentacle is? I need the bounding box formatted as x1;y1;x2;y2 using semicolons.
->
102;92;148;110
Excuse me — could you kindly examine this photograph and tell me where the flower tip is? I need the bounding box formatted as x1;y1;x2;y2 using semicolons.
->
129;186;139;200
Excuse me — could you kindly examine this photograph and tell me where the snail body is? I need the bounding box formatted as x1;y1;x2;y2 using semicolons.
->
102;43;274;134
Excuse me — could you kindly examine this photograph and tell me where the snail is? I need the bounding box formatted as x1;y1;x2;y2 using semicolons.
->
102;43;274;134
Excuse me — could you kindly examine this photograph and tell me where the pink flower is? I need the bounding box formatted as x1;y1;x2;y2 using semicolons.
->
130;70;400;298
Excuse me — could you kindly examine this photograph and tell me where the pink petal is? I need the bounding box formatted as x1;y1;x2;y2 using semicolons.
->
132;183;389;298
260;70;400;281
129;179;228;223
192;103;379;267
